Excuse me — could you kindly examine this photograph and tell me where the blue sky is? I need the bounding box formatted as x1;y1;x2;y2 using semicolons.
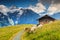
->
0;0;50;8
0;0;38;7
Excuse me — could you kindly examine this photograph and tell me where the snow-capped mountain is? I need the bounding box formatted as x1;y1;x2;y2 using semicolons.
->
8;8;40;24
0;7;40;27
18;9;40;24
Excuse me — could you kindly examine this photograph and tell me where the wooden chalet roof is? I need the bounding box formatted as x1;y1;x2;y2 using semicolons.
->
37;15;56;20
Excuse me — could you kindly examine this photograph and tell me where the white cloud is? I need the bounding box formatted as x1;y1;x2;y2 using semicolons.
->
47;3;60;15
9;8;19;13
28;3;46;13
0;5;24;16
0;5;9;15
9;7;24;16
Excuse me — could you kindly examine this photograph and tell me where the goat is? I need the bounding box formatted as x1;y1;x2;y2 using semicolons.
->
24;27;31;33
24;24;43;33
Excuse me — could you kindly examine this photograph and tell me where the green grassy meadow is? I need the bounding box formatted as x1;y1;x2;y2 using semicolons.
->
0;24;33;40
21;21;60;40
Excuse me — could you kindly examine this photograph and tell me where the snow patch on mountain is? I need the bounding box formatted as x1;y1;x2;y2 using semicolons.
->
8;18;14;25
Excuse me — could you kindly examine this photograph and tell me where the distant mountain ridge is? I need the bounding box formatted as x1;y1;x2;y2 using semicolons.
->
0;8;40;27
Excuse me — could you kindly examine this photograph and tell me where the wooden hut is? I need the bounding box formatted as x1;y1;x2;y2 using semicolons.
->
37;15;56;25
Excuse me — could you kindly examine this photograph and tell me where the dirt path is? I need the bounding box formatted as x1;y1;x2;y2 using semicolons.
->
12;30;24;40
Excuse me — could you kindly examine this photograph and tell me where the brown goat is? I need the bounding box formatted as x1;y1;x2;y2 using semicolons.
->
24;28;31;33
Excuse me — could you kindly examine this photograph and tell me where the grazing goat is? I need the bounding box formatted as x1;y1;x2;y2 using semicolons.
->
24;27;31;33
30;25;37;32
24;24;43;33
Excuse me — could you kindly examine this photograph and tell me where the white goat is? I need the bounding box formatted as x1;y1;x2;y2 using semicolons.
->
31;25;37;31
31;24;43;31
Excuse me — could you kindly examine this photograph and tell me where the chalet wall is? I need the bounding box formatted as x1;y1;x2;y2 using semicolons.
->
39;18;55;25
